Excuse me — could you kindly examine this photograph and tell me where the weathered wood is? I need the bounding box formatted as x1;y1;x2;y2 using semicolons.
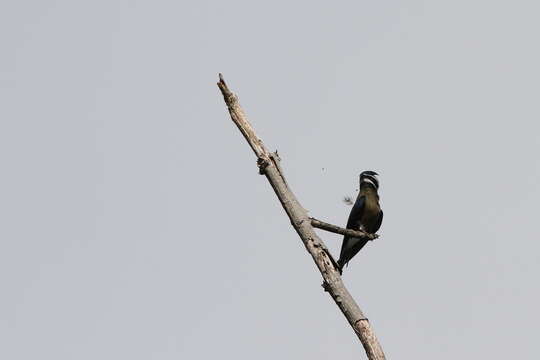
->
310;217;379;240
217;74;386;360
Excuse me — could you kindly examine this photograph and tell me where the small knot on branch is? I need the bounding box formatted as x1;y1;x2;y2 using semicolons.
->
257;157;270;174
322;281;331;292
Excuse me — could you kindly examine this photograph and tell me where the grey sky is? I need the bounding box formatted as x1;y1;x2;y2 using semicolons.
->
1;1;539;359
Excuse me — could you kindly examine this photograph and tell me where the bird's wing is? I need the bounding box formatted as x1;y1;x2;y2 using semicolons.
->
346;195;365;229
338;195;366;271
373;209;383;233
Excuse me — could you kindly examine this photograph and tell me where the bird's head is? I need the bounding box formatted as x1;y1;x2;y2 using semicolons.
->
359;170;379;190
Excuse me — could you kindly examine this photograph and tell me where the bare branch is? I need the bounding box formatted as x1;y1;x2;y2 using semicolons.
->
217;74;269;159
310;217;379;240
217;75;386;360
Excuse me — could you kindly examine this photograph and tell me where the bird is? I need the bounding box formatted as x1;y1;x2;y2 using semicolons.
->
337;171;383;273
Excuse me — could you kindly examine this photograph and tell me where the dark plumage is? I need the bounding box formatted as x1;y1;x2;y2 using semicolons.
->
337;171;383;273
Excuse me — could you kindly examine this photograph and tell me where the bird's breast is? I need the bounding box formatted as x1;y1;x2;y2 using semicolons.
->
361;197;380;232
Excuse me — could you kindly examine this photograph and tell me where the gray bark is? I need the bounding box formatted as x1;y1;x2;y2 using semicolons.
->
310;217;379;240
217;74;386;360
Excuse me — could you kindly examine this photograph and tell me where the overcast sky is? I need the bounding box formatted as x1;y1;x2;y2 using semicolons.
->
1;1;539;359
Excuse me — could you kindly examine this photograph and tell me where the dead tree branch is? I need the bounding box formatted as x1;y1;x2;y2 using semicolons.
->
217;74;386;360
310;217;379;240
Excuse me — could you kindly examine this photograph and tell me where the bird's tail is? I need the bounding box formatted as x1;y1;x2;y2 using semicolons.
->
338;237;368;274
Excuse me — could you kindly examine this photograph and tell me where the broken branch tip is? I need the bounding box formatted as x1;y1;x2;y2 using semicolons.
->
218;73;226;85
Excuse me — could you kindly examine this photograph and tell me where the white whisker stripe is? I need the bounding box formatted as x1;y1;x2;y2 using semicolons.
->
362;178;377;187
